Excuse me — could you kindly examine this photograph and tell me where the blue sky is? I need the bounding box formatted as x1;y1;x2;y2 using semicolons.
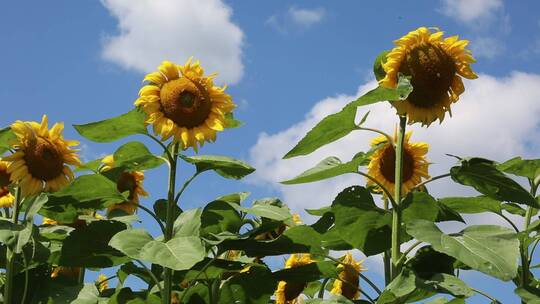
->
1;0;540;302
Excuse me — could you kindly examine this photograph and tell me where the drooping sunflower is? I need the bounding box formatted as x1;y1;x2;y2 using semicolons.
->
330;252;366;300
134;59;236;151
4;115;80;196
275;253;315;304
101;155;148;215
367;131;429;197
380;27;477;126
0;160;15;207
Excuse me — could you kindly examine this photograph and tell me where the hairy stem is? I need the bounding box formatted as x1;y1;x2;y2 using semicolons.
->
163;143;179;304
391;116;407;277
4;187;21;304
383;197;392;284
472;288;502;304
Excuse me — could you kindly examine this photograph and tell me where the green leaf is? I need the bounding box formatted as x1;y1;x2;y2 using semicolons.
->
281;151;375;184
224;112;243;129
497;156;540;180
331;186;392;255
402;192;464;224
0;126;15;155
73;109;147;142
407;246;455;279
305;295;356;303
107;141;165;172
439;196;502;214
219;265;276;304
272;261;338;282
109;228;206;271
48;174;126;206
51;220;129;267
450;158;538;207
406;219;519;281
23;193;48;220
179;154;255;179
237;198;292;221
172;208;202;237
153;199;181;222
515;287;540;304
75;157;104;173
373;50;390;81
201;199;243;236
283;76;412;159
118;261;153;285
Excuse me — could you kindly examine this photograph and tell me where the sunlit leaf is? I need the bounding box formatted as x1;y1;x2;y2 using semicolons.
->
179;154;255;179
0;126;15;155
497;156;540;180
111;141;165;172
73;108;147;142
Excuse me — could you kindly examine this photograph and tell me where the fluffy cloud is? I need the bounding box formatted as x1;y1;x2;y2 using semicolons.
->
248;72;540;224
470;37;505;59
266;6;325;33
101;0;244;84
439;0;503;24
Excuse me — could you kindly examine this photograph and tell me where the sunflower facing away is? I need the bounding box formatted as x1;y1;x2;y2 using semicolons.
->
101;155;148;215
367;131;429;197
0;160;15;207
331;252;366;300
380;27;477;126
134;59;236;151
4;115;80;196
275;253;315;304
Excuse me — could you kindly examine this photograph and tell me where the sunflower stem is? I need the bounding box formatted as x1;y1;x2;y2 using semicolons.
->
520;179;538;289
382;197;392;285
163;143;179;304
391;116;406;278
4;186;21;304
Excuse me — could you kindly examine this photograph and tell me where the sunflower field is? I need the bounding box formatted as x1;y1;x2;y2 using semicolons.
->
0;26;539;304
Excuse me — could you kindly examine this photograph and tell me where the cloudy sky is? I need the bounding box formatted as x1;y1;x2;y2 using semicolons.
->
1;0;540;302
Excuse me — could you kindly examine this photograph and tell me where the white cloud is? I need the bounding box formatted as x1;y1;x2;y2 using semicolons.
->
266;6;325;33
101;0;244;84
439;0;503;24
470;37;505;59
248;72;540;221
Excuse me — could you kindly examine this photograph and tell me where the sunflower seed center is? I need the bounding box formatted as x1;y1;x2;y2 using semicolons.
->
379;144;414;183
117;172;137;200
24;138;64;181
160;79;212;129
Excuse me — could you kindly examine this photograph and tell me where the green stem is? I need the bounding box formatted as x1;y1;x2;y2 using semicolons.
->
396;240;422;268
135;260;163;296
20;250;29;304
78;267;86;285
4;187;21;304
357;172;397;209
410;173;451;192
391;116;407;277
521;179;538;288
382;197;392;285
356;127;395;148
174;172;200;205
163;143;179;304
472;288;502;304
318;278;329;298
138;204;166;234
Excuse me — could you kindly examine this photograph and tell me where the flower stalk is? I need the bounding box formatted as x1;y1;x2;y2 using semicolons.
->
4;186;21;304
391;116;407;277
163;143;179;304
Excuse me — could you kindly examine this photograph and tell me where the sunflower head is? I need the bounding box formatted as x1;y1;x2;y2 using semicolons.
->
3;115;80;196
96;274;109;292
367;131;430;197
0;160;15;208
330;252;366;300
51;266;81;280
275;254;315;304
101;155;148;215
380;27;477;126
134;58;236;151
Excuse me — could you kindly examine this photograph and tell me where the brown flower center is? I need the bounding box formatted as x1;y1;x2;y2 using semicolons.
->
0;169;10;197
117;172;137;200
399;43;456;108
160;79;212;129
339;266;360;299
24;138;64;181
379;144;414;183
284;282;307;301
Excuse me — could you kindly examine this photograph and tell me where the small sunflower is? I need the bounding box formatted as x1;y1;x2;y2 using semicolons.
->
330;252;366;300
101;155;148;215
380;27;477;126
51;266;80;280
96;274;109;292
367;131;429;198
3;115;80;196
0;160;15;207
255;214;302;241
275;253;315;304
134;59;236;151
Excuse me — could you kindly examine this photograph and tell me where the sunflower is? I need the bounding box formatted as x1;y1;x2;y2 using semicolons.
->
367;131;429;198
380;27;477;126
101;155;148;215
134;59;236;151
330;252;366;300
3;115;80;196
275;253;315;304
96;274;109;292
51;266;80;280
0;160;15;207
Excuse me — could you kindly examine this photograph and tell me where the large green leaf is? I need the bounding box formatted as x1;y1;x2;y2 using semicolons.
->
439;196;502;214
219;265;276;304
0;126;15;155
450;158;538;207
109;228;206;271
515;287;540;304
201;199;243;236
331;186;392;255
51;220;129;267
172;208;202;237
283;77;412;159
406;219;519;281
236;198;292;221
48;174;126;206
402;192;464;224
373;50;390;81
272;261;338;282
281;151;374;185
111;141;165;172
73;109;147;142
179;154;255;179
497;156;540;180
